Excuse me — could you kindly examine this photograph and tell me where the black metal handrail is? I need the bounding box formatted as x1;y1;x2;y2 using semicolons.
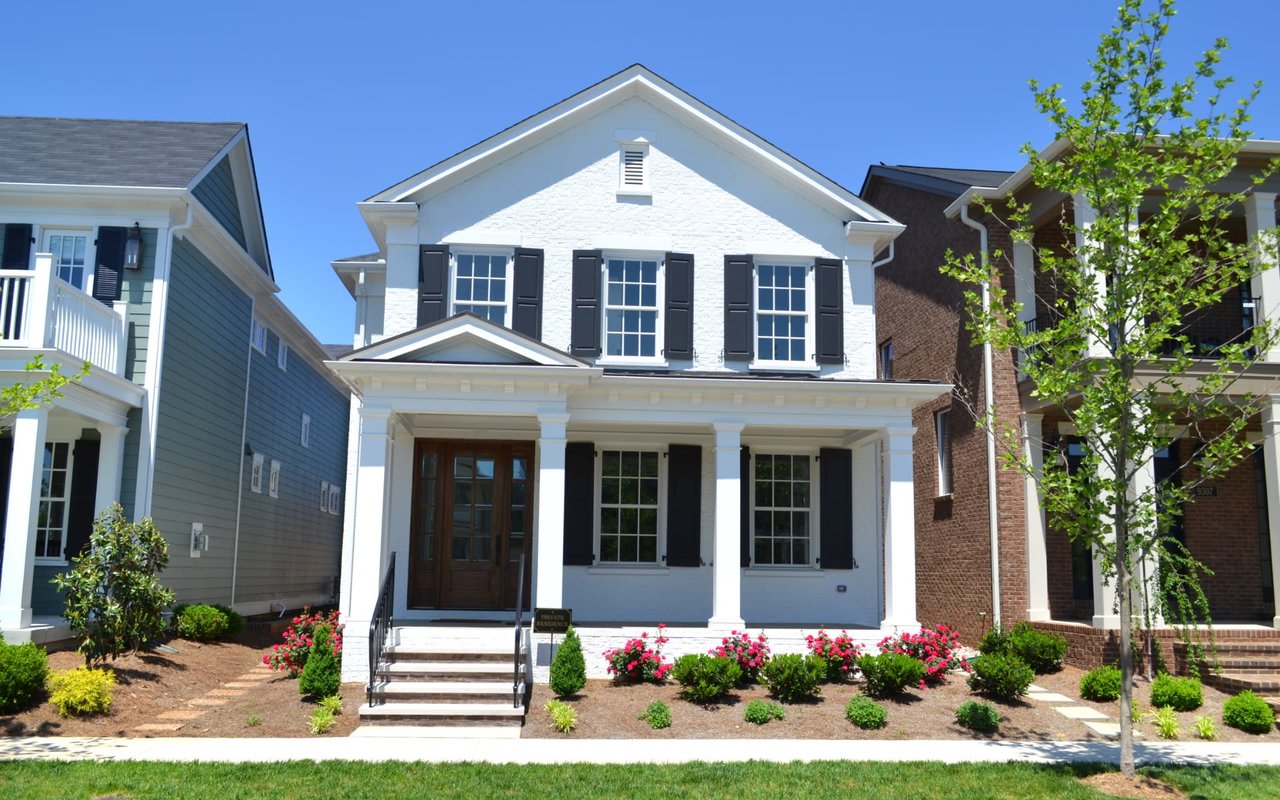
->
512;550;526;708
367;552;395;707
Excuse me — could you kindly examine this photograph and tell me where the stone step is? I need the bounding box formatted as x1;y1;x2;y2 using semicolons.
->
1200;655;1280;673
357;702;526;727
384;644;520;664
1179;640;1280;657
376;660;517;683
370;680;520;703
1204;671;1280;694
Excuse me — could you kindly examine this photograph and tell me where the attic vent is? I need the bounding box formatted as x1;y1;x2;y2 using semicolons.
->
618;142;650;193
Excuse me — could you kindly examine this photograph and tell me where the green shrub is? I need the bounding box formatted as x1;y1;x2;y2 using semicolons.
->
759;654;825;703
856;652;926;698
955;700;1001;732
175;604;229;642
742;699;785;725
966;653;1034;700
48;667;115;717
1079;664;1123;702
977;626;1010;656
1005;624;1067;674
319;694;343;715
1194;715;1218;741
0;641;49;713
1150;673;1202;712
1223;691;1276;734
638;700;672;729
545;699;576;734
1148;705;1180;740
671;654;741;704
550;627;587;698
211;604;245;639
298;625;340;700
308;707;335;734
246;714;263;728
844;696;888;730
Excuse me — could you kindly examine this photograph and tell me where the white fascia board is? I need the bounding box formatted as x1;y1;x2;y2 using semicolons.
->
0;183;186;201
941;138;1072;219
0;348;144;412
331;260;386;298
357;202;418;253
345;316;586;367
184;201;280;296
592;372;950;403
326;359;597;396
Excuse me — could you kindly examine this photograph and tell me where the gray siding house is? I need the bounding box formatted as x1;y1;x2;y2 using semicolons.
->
0;117;349;643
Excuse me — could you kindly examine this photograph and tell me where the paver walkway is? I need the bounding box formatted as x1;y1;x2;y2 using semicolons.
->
1024;683;1142;739
130;664;274;734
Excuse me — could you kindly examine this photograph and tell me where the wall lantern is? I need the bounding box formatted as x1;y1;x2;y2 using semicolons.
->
124;223;143;270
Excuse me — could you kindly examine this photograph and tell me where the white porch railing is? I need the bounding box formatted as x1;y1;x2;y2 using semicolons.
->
0;253;128;376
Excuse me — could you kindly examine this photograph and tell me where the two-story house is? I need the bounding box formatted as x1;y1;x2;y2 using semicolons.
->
330;65;948;716
0;118;350;644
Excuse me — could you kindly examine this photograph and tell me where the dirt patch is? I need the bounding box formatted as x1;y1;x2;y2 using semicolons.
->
1;630;362;738
1081;772;1186;799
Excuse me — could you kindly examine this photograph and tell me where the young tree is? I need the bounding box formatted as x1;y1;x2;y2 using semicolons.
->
942;0;1277;777
0;355;82;420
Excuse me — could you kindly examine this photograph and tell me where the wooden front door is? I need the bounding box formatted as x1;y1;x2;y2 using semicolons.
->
409;441;533;610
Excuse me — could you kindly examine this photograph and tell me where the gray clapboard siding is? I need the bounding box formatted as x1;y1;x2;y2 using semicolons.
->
191;156;246;249
120;227;157;385
31;565;63;615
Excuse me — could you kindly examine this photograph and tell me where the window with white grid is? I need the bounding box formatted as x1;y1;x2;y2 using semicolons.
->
44;230;91;291
35;442;72;561
452;253;510;324
603;257;660;359
598;450;660;563
752;453;812;566
755;263;811;364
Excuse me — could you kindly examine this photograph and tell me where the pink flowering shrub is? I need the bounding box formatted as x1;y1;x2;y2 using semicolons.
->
603;624;671;683
711;630;771;683
262;608;343;677
877;624;968;688
805;629;865;682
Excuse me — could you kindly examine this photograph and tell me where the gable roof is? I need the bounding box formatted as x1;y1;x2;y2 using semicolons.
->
860;164;1015;199
367;64;897;225
339;312;589;368
0;117;244;188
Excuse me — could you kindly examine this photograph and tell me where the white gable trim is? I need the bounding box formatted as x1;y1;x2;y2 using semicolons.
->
340;313;587;368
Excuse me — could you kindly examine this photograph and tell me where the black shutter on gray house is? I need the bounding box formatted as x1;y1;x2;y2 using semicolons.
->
417;245;450;327
570;250;602;356
665;444;701;566
92;226;127;304
563;442;595;565
511;247;544;338
1;224;32;269
66;438;100;560
724;255;753;361
663;252;694;360
814;257;844;364
739;445;751;567
818;447;854;569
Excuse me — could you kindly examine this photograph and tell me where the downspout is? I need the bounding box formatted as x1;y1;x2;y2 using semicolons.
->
871;241;895;269
959;204;1003;630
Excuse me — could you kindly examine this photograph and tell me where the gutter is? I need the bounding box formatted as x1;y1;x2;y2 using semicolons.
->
958;204;1003;630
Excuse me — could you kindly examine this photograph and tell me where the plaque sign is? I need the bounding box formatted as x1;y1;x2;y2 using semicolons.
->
534;608;572;634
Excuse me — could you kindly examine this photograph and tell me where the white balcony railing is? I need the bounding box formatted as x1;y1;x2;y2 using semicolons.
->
0;253;127;376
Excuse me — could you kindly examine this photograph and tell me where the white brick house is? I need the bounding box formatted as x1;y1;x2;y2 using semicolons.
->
330;66;947;682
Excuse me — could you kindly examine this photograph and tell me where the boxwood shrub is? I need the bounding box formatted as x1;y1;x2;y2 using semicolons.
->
1150;673;1202;712
966;653;1034;700
955;700;1001;732
0;641;49;713
856;652;926;698
1079;664;1123;702
760;654;824;703
844;695;888;729
671;654;741;704
1223;691;1276;735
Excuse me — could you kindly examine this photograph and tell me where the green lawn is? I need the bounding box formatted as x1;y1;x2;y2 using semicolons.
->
0;761;1277;800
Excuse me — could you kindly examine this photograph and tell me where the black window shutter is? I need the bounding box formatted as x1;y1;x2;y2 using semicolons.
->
664;252;694;359
570;250;602;356
739;445;751;567
814;257;844;365
417;245;450;327
2;224;32;269
92;226;127;304
819;447;854;569
563;442;595;566
511;247;543;338
665;444;702;567
66;439;100;560
724;255;753;361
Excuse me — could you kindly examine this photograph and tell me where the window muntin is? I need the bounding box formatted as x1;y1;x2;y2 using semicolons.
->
269;459;281;499
250;319;267;353
936;409;953;496
755;263;811;364
598;449;660;563
44;230;90;291
250;453;264;493
320;480;329;512
752;453;812;566
452;252;510;324
603;257;660;359
35;442;72;561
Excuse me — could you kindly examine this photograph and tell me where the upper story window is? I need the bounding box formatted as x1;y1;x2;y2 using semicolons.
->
269;459;281;499
879;340;894;380
752;453;813;566
277;341;288;371
935;409;953;496
603;255;662;360
250;318;267;353
300;414;311;448
452;251;512;324
44;229;92;292
755;262;813;366
250;453;264;493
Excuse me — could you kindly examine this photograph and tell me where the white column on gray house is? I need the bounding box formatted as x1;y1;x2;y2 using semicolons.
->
1246;191;1280;363
709;421;744;629
1262;398;1280;628
93;423;128;516
882;426;919;630
1022;413;1051;622
1129;446;1163;627
0;408;50;629
346;407;394;624
1091;432;1121;629
534;412;569;610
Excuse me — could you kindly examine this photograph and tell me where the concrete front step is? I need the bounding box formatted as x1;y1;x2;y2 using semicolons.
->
384;644;518;664
376;660;517;683
358;702;526;727
371;680;520;703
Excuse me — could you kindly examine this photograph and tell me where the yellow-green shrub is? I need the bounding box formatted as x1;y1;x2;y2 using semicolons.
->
48;667;115;717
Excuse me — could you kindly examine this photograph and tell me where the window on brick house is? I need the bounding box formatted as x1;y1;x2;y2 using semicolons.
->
879;340;894;380
935;409;953;496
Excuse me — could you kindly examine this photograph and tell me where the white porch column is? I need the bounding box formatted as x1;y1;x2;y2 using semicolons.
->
1091;441;1121;629
93;423;128;516
1022;414;1051;621
1072;193;1112;360
709;422;744;629
1246;192;1279;363
534;413;568;610
0;408;49;630
346;408;394;623
1262;398;1280;628
1130;447;1163;627
882;426;919;630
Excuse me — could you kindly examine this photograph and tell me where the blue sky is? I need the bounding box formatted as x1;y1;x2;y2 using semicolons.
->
5;1;1278;345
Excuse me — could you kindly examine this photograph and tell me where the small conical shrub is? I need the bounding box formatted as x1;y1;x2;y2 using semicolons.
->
549;626;586;698
299;624;340;700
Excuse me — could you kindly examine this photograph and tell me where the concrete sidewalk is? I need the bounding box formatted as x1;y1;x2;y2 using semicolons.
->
2;735;1279;765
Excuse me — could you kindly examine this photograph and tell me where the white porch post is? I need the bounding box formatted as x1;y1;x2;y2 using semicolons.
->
1245;192;1279;363
1091;448;1121;629
882;426;919;630
94;423;128;516
1130;447;1163;627
709;422;744;629
346;408;393;623
534;413;568;610
1022;413;1051;621
1262;398;1280;628
0;408;49;630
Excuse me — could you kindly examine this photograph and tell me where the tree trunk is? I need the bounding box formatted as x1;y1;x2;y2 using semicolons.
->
1117;525;1136;777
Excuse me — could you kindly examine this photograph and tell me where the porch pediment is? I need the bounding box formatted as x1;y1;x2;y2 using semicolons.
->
339;312;588;368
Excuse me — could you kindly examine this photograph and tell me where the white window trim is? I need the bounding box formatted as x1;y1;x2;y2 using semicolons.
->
250;453;264;493
597;251;667;366
448;247;514;325
746;449;820;569
749;258;817;371
250;318;267;353
616;140;651;197
34;441;75;565
879;339;894;381
936;409;953;497
328;484;340;515
268;459;281;499
42;228;96;295
277;340;288;371
300;414;311;448
593;445;666;566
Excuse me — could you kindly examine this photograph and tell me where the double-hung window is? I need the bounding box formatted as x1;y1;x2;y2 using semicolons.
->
451;251;512;325
754;261;813;366
598;449;660;563
602;255;662;360
35;442;73;561
935;409;953;496
752;453;813;566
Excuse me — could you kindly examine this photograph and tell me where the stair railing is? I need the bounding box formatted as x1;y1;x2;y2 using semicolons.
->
367;552;396;707
512;550;526;708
